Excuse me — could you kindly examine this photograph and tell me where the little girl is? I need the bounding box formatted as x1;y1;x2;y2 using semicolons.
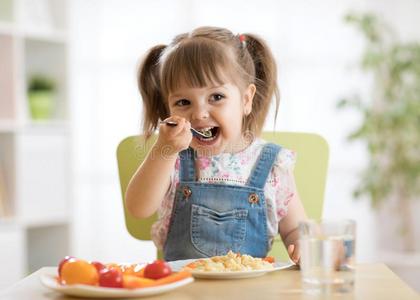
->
126;26;307;262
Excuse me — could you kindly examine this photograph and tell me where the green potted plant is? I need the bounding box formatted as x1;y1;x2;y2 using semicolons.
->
27;75;56;120
338;13;420;252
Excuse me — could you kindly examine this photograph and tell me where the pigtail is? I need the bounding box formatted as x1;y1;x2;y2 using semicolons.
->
242;33;280;134
137;44;168;138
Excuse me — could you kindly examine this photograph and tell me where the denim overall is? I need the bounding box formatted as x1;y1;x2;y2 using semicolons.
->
164;143;281;261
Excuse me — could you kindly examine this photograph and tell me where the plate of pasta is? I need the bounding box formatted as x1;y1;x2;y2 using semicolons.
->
169;251;292;279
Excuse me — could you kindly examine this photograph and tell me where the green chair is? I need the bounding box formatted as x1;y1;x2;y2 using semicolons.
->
116;132;329;260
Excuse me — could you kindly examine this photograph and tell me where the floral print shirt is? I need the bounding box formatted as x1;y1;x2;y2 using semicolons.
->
151;138;297;250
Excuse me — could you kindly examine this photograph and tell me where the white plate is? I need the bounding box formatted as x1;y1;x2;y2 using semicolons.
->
169;259;293;279
40;274;194;298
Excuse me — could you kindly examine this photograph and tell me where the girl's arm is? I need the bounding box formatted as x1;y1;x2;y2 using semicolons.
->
125;117;192;218
278;176;307;263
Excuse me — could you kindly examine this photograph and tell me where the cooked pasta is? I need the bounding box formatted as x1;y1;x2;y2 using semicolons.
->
184;251;274;272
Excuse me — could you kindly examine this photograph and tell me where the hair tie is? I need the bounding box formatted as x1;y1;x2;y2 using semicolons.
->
239;34;246;47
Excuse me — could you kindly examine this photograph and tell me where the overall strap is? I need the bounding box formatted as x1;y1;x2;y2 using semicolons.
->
247;143;281;189
179;147;196;182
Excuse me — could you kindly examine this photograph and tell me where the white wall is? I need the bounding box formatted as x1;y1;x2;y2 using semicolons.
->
69;0;419;265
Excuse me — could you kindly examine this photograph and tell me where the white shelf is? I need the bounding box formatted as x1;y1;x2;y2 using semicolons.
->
0;0;71;287
0;21;16;35
21;216;69;228
21;120;70;133
23;28;67;44
0;23;68;43
0;215;69;228
0;225;25;288
0;120;70;133
0;120;19;132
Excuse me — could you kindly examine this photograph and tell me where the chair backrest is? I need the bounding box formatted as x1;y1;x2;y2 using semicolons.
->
116;132;329;260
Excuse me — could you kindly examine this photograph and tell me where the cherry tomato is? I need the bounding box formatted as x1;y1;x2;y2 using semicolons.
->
143;260;172;279
91;261;106;273
58;256;75;277
99;268;124;288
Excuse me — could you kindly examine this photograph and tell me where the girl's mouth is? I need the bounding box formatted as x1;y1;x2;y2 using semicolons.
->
195;127;219;143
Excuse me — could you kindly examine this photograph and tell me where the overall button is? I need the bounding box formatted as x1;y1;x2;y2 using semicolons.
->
183;186;192;200
248;193;259;204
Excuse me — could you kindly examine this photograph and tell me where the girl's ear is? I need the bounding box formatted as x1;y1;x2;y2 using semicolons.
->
243;84;256;115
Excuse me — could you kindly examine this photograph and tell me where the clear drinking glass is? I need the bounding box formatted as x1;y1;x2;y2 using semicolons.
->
299;219;356;294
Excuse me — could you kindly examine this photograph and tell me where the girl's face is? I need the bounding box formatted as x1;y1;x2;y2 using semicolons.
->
168;81;256;156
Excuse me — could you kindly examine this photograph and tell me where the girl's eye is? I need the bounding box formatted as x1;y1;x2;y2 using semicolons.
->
210;93;225;102
174;99;190;106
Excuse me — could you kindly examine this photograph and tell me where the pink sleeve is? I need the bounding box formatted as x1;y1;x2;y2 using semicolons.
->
271;148;297;220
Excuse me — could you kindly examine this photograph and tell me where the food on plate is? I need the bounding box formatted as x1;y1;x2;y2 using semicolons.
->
91;261;106;272
262;256;275;264
144;260;172;279
153;271;191;285
99;268;123;288
183;251;275;272
122;275;156;289
123;271;191;289
56;256;191;289
58;256;75;277
60;259;99;285
121;263;146;277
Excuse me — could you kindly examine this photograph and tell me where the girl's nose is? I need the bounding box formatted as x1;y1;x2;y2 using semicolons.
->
191;106;209;121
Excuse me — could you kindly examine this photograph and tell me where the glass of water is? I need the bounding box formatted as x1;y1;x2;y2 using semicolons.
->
299;219;356;294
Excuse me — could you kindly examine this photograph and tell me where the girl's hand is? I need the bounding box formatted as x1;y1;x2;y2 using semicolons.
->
287;242;301;265
156;116;192;157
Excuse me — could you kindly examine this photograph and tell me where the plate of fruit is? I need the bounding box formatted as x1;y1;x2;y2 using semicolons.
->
40;256;193;298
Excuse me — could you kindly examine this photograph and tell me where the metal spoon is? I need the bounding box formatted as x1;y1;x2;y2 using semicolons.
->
161;120;212;138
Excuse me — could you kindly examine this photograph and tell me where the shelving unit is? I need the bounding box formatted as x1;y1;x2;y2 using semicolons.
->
0;0;71;288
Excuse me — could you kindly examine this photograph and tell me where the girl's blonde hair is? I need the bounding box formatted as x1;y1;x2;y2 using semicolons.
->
137;26;279;138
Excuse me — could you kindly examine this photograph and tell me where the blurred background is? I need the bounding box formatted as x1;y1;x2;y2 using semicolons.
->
0;0;419;292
